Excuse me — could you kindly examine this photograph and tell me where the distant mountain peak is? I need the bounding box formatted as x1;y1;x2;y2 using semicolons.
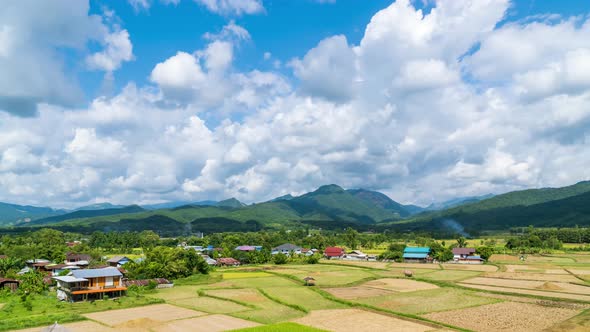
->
314;184;345;194
216;198;246;208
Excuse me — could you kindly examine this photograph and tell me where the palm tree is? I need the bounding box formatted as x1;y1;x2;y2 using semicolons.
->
456;237;468;248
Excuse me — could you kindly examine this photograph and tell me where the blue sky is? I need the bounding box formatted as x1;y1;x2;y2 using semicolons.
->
0;0;590;207
82;0;590;101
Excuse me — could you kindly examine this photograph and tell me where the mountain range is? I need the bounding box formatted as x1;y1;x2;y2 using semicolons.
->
1;181;589;236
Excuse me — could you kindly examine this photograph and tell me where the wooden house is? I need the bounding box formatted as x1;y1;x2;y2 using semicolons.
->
53;267;126;302
452;248;483;264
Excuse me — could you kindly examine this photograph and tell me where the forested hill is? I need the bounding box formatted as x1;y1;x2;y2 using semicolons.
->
0;202;66;224
386;181;590;234
30;205;146;225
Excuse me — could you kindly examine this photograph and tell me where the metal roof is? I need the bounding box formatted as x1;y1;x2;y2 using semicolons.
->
107;256;130;263
272;243;302;251
403;247;430;253
52;276;88;283
72;267;122;278
452;248;476;255
403;253;429;259
466;255;484;260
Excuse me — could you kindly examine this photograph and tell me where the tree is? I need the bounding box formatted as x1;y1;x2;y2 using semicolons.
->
343;227;359;250
0;257;23;277
18;271;47;295
435;248;454;262
476;246;494;261
456;237;468;248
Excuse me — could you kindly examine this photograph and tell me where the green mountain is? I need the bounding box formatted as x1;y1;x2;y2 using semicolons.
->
346;189;414;217
30;205;145;225
7;184;403;235
216;198;246;208
0;202;66;225
386;181;590;235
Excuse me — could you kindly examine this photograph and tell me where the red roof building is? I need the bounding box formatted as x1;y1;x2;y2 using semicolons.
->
324;247;345;258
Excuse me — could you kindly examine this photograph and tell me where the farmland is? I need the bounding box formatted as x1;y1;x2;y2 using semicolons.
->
5;253;590;331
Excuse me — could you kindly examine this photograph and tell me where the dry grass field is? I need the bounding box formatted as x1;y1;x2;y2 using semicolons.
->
293;309;437;332
363;278;439;292
461;277;590;295
152;314;260;332
458;283;590;301
83;304;205;327
423;301;581;332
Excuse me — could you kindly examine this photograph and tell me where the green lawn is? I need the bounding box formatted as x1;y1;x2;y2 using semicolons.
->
262;287;347;311
205;288;305;324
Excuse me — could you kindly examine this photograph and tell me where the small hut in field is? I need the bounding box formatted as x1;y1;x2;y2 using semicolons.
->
303;276;316;286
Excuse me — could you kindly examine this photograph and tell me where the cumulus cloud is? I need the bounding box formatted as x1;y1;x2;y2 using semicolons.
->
194;0;264;16
0;1;133;117
1;0;590;208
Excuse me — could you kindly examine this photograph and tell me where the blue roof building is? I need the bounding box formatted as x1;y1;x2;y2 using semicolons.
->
402;247;431;262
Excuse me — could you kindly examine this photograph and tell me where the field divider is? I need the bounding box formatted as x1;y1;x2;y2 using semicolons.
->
256;288;309;313
563;268;590;284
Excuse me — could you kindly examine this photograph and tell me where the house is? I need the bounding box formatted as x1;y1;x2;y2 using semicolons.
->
463;255;484;264
344;250;368;261
26;259;52;271
452;248;476;260
324;247;345;259
107;256;131;267
201;255;218;266
217;258;240;266
0;278;19;292
66;253;91;263
235;245;261;252
53;267;126;302
45;264;81;276
403;247;431;263
272;243;302;255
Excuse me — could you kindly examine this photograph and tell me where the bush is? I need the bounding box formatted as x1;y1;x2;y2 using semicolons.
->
306;254;320;264
273;253;288;265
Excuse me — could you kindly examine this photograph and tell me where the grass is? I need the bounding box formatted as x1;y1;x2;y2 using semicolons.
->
224;272;273;279
261;287;347;311
272;265;377;287
205;288;305;324
0;292;162;331
231;322;329;331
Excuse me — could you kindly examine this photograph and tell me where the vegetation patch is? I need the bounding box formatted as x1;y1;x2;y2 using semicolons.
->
232;322;328;332
224;272;273;279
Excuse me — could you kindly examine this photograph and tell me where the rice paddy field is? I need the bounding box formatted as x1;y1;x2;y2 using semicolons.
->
7;253;590;332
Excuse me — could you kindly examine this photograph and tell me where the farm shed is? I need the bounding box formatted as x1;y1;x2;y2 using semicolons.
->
0;278;19;291
303;276;316;286
218;257;241;266
403;247;431;263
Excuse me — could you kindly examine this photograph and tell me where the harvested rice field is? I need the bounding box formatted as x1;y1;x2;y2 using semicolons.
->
442;264;498;272
293;309;438;332
325;286;394;299
390;263;442;270
321;260;390;269
423;301;581;332
83;304;205;327
363;278;439;292
13;321;114;332
458;283;590;301
461;277;590;295
152;314;260;332
357;288;500;315
482;272;581;283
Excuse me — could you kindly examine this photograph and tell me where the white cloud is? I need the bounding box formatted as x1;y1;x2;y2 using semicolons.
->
0;1;133;117
291;35;356;102
194;0;264;16
86;29;134;72
1;0;590;208
129;0;151;11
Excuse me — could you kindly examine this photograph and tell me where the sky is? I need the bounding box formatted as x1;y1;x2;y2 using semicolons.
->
0;0;590;208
